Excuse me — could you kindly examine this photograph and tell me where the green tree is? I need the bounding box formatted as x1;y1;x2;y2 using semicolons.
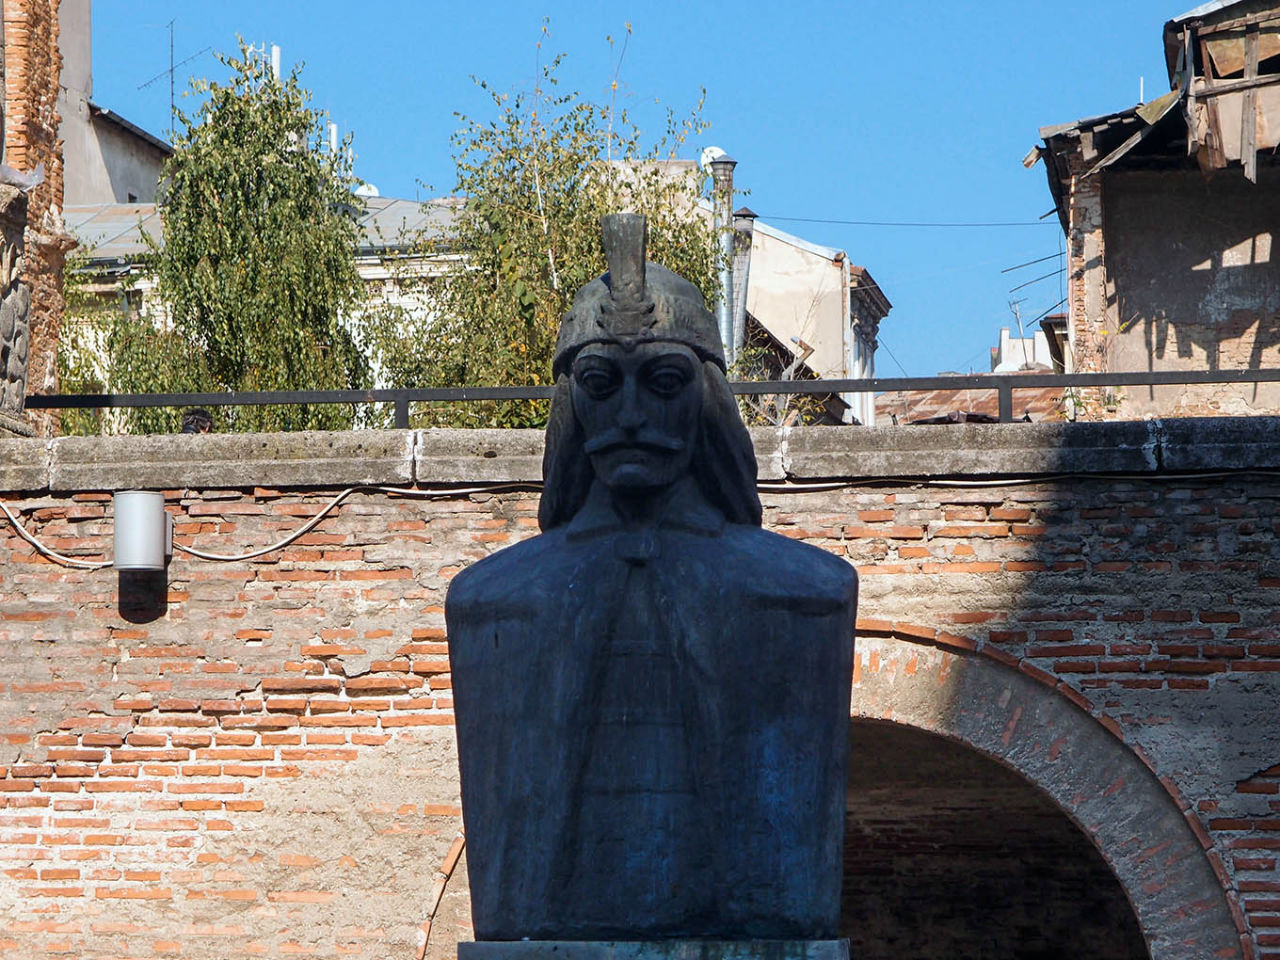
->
62;42;375;434
376;43;719;429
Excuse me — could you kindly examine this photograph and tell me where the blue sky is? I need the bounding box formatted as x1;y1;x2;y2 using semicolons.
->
90;1;1184;378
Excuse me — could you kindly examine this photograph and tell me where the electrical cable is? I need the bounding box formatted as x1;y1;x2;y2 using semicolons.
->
170;483;538;562
0;500;113;569
758;468;1280;491
1;483;538;569
8;468;1275;569
1001;253;1064;274
759;215;1058;228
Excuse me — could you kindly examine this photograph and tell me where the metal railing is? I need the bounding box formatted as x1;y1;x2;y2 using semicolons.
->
24;368;1280;427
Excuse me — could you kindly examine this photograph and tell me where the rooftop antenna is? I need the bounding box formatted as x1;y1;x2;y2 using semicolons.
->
136;20;211;138
1009;298;1031;369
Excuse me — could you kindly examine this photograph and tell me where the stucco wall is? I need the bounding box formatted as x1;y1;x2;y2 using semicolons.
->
2;422;1278;959
1081;167;1280;418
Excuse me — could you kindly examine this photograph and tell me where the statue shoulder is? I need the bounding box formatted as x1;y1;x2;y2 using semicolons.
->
446;529;569;612
724;524;857;608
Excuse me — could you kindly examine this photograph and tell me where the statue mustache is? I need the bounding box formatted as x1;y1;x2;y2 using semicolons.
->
583;430;687;455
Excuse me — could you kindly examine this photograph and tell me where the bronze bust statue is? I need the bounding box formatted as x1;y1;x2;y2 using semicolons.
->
447;214;857;943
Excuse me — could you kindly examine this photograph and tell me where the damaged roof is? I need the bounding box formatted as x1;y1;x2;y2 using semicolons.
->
1031;0;1280;227
1163;0;1280;79
1032;98;1188;231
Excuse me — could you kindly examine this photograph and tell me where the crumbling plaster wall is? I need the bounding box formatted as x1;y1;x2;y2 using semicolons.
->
1069;164;1280;419
1;423;1278;959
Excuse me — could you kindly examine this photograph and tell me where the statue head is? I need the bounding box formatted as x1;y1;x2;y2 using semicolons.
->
539;213;761;530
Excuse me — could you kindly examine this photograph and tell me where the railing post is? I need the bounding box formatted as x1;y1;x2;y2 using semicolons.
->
998;383;1013;423
394;396;410;429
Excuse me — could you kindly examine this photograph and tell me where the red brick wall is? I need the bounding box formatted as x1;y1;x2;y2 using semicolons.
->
1;425;1277;958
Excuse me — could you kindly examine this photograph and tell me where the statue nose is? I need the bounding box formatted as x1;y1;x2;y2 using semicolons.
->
617;380;645;431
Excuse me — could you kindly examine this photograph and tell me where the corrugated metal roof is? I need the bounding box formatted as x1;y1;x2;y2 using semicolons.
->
875;382;1066;424
354;196;460;252
1168;0;1249;25
64;203;162;262
64;196;461;263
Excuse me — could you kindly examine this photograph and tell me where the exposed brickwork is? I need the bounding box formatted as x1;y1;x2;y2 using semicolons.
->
3;0;69;436
842;721;1150;960
1;428;1277;958
1058;143;1280;421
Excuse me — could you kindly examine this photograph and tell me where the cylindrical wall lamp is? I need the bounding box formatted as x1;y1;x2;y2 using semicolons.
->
113;491;171;571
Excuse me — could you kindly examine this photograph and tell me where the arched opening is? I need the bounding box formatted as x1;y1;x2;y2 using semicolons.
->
841;719;1149;959
846;633;1244;960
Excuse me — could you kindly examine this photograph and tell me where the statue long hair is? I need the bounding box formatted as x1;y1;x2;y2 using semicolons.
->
539;361;763;531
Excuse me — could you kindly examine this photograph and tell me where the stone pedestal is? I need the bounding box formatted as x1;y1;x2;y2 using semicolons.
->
460;942;849;960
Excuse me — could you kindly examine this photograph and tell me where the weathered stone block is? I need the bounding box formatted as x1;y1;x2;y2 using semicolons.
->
783;421;1161;479
50;430;415;491
0;436;47;489
415;429;544;484
1158;416;1280;472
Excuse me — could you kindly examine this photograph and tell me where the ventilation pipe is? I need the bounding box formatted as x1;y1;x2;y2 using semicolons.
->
708;153;737;365
732;207;757;361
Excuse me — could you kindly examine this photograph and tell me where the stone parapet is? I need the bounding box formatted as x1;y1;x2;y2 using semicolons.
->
2;417;1277;492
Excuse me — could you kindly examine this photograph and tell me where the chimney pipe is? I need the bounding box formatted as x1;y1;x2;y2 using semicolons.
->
731;206;757;362
709;154;737;365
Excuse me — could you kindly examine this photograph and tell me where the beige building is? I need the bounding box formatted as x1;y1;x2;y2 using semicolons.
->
56;0;171;205
741;218;890;424
65;189;893;423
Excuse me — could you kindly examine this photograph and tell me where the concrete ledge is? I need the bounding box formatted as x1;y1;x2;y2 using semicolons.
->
0;437;49;491
783;421;1162;480
2;417;1278;493
49;430;415;492
459;943;848;960
416;429;544;484
747;427;786;481
1158;417;1280;472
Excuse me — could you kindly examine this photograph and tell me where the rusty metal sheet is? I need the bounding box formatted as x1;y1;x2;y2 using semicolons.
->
1204;20;1280;77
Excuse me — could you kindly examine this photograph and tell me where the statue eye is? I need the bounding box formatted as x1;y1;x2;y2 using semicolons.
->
575;366;618;398
646;365;691;397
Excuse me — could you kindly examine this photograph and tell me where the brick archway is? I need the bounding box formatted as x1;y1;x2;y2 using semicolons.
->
849;631;1244;960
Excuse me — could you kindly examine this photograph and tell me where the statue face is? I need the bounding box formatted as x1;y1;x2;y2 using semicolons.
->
571;341;702;493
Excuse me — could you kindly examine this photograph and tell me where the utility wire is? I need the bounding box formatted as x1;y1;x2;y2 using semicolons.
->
1029;297;1068;324
1001;252;1063;274
876;336;911;378
1;484;537;569
1009;267;1065;293
759;215;1058;228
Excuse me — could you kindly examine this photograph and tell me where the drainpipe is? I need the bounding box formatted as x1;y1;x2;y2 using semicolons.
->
731;207;756;360
838;254;856;423
709;154;737;365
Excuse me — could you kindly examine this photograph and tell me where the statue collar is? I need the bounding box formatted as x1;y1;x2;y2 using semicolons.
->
564;477;725;563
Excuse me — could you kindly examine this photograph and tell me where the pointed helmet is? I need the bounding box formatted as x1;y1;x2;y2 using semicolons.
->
552;213;724;378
